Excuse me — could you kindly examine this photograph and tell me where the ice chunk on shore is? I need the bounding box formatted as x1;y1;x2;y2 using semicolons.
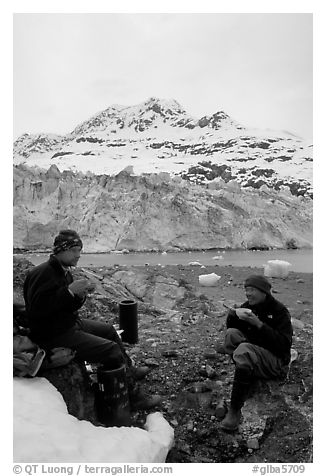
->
199;273;221;286
264;260;292;278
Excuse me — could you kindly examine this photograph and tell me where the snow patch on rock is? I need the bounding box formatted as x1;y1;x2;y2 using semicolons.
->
14;377;174;463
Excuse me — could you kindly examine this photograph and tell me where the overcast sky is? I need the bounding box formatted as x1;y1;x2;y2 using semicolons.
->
13;13;312;140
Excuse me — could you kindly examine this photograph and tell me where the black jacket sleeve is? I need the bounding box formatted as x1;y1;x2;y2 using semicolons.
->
226;297;293;361
225;297;292;361
23;258;85;339
24;269;83;315
253;302;293;359
226;305;251;334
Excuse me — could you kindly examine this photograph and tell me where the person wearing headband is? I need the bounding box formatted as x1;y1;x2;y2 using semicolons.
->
23;229;162;411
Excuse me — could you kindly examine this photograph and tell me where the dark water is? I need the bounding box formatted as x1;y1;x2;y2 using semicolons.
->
24;248;313;273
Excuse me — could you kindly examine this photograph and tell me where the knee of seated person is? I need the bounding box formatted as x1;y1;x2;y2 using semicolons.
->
102;354;125;371
106;324;120;340
226;327;238;337
101;345;125;370
225;327;246;342
224;328;245;353
233;344;254;371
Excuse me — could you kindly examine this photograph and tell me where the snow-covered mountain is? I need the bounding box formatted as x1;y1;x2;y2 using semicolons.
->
14;97;313;197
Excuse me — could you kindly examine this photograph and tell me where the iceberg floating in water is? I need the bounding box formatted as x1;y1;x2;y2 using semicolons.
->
199;273;221;286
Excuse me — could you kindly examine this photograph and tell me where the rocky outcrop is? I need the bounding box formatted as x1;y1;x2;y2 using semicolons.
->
13;164;312;252
13;256;219;325
38;361;98;424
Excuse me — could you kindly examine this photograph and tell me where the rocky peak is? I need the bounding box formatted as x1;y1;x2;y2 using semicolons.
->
143;97;186;116
71;97;187;136
115;97;190;132
198;110;243;130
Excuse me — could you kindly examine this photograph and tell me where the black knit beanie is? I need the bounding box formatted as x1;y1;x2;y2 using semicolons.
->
244;275;272;295
53;230;83;255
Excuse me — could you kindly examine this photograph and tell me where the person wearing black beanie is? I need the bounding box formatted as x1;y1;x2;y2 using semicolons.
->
244;274;272;296
218;274;293;432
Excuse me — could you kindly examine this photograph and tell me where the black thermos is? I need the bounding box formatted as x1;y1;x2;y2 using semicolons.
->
95;365;131;427
119;299;138;344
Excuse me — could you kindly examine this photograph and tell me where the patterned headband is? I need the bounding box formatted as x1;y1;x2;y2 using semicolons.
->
53;237;83;255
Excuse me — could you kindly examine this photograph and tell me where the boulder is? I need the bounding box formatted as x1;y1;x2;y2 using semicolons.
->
38;360;98;424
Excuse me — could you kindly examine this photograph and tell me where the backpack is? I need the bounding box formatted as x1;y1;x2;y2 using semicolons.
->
13;334;46;377
13;302;76;375
40;347;76;370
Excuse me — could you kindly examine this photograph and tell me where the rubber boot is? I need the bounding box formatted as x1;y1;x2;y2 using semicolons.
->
220;366;253;432
129;391;162;411
126;371;162;411
95;365;131;427
128;381;162;411
127;366;151;381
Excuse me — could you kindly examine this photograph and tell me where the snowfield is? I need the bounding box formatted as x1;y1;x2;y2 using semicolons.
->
13;378;174;463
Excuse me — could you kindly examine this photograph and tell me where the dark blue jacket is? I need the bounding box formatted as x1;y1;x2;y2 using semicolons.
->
23;255;84;344
226;294;293;363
